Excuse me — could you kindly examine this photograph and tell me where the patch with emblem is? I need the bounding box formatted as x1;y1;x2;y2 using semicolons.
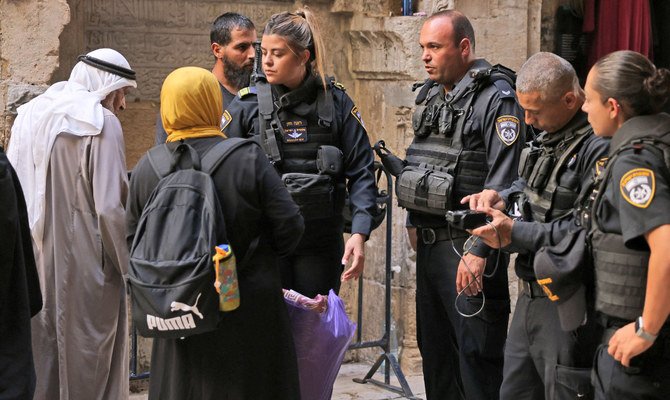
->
351;106;366;129
620;168;655;208
282;119;308;143
220;110;232;131
495;116;520;146
595;157;608;177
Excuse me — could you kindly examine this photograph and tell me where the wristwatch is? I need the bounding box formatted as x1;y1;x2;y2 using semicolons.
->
635;316;658;343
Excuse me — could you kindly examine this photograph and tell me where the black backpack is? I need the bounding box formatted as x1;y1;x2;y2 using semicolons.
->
127;138;246;339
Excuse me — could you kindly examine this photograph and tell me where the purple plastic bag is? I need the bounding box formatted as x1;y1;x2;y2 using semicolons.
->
284;289;356;400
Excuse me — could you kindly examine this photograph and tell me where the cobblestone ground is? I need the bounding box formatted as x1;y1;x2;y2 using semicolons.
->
129;362;426;400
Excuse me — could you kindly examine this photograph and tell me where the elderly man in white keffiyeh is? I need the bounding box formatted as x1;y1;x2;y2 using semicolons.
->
7;48;136;400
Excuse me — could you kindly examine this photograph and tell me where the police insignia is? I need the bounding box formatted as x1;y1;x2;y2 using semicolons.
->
351;106;366;128
495;116;519;146
282;119;308;143
595;157;608;177
220;110;232;131
620;168;655;208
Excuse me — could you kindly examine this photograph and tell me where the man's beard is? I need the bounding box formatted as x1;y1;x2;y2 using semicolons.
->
222;56;253;90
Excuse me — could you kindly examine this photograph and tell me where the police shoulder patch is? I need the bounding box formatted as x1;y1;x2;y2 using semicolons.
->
237;86;257;99
220;110;232;131
620;168;655;208
351;105;365;129
495;115;520;146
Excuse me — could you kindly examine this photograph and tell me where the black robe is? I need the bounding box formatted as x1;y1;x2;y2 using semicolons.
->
0;147;42;400
126;137;304;400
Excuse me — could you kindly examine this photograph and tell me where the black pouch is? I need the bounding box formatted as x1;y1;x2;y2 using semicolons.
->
438;104;455;135
518;145;541;180
283;173;335;220
527;154;555;189
316;145;343;177
412;104;438;137
396;165;454;215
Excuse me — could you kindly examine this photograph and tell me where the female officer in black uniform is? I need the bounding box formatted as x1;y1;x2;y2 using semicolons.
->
222;7;377;298
581;50;670;399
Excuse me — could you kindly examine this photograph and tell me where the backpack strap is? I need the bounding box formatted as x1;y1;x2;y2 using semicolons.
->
147;142;203;178
200;137;248;175
200;137;262;266
146;144;174;179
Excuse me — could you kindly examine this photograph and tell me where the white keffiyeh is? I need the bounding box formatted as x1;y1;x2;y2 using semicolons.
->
7;48;137;251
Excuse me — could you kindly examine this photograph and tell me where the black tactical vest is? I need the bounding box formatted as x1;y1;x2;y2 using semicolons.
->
405;68;513;207
588;113;670;320
521;121;592;223
255;77;337;174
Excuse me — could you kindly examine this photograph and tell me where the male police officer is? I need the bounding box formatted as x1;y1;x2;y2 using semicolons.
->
464;52;610;399
401;10;525;400
155;12;256;143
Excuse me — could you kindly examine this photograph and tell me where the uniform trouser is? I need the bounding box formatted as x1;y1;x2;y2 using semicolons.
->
416;237;510;400
593;327;670;399
500;291;600;400
279;240;344;298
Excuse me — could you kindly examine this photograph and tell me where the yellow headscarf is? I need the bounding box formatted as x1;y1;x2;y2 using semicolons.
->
160;66;226;142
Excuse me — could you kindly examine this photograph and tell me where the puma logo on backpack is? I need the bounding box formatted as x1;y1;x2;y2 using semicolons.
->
127;138;247;339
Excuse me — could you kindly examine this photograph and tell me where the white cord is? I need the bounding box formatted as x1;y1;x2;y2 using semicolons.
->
451;220;502;318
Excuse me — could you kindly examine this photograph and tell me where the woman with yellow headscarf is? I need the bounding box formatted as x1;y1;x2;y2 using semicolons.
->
127;67;304;399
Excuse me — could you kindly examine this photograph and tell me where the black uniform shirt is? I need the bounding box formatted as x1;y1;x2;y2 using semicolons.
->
409;58;527;228
223;76;377;244
595;147;670;250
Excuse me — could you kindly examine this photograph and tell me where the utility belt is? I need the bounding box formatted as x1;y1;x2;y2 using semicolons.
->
520;279;548;298
417;226;468;245
282;145;345;221
396;164;454;216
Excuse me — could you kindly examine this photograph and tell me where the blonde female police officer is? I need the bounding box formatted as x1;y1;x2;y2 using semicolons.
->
222;8;377;298
581;50;670;399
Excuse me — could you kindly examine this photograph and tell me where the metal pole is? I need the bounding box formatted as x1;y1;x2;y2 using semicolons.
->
350;161;419;399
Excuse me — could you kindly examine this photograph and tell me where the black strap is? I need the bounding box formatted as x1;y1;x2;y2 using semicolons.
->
316;82;333;128
256;81;283;164
147;138;248;179
200;138;248;174
146;143;200;177
414;79;435;104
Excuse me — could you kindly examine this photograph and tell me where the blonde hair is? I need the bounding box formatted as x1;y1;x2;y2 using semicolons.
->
264;6;327;89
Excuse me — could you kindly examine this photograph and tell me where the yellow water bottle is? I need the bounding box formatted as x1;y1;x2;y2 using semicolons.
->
212;244;240;311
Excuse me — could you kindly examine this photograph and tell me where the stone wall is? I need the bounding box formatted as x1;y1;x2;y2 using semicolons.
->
0;0;551;379
0;0;70;148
